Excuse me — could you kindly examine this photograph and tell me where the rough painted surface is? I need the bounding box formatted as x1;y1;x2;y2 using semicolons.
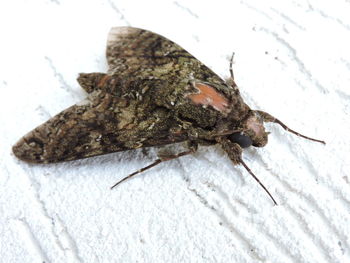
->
1;0;350;263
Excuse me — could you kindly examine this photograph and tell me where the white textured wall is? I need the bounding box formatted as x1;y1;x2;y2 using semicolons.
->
1;1;349;262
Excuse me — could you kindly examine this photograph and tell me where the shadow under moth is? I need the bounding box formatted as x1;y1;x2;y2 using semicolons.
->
13;27;325;205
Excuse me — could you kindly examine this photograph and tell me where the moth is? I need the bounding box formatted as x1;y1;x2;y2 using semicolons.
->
13;27;325;204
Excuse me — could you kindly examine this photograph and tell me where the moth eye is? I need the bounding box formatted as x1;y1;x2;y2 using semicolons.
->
228;132;253;148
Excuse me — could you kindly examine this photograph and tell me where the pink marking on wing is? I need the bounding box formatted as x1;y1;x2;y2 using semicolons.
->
187;83;229;112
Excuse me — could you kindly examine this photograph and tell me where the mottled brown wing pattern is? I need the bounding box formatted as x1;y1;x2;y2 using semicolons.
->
103;27;249;128
13;27;250;163
106;27;196;75
104;27;233;97
12;88;189;163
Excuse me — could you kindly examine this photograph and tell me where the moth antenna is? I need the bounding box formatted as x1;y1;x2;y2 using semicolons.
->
239;158;278;205
256;110;325;144
110;149;195;189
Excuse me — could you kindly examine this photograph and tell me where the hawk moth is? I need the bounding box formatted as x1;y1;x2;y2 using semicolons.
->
13;27;325;204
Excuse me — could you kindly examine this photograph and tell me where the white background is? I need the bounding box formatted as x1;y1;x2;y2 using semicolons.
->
1;0;350;262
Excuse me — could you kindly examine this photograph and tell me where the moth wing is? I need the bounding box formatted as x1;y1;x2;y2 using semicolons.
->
105;27;248;131
77;27;210;95
106;27;206;77
105;27;233;110
13;90;188;163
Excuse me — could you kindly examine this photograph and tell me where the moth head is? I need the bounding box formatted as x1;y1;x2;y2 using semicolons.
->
229;112;269;148
228;132;253;148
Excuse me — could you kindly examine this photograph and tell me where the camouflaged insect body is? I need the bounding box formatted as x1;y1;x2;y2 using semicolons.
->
13;27;268;163
13;27;324;204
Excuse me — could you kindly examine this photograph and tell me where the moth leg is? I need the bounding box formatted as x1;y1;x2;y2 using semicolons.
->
229;52;235;82
217;137;278;205
110;142;198;189
256;110;325;144
226;52;238;89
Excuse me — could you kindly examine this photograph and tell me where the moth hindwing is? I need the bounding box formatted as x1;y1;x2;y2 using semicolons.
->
13;27;325;205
